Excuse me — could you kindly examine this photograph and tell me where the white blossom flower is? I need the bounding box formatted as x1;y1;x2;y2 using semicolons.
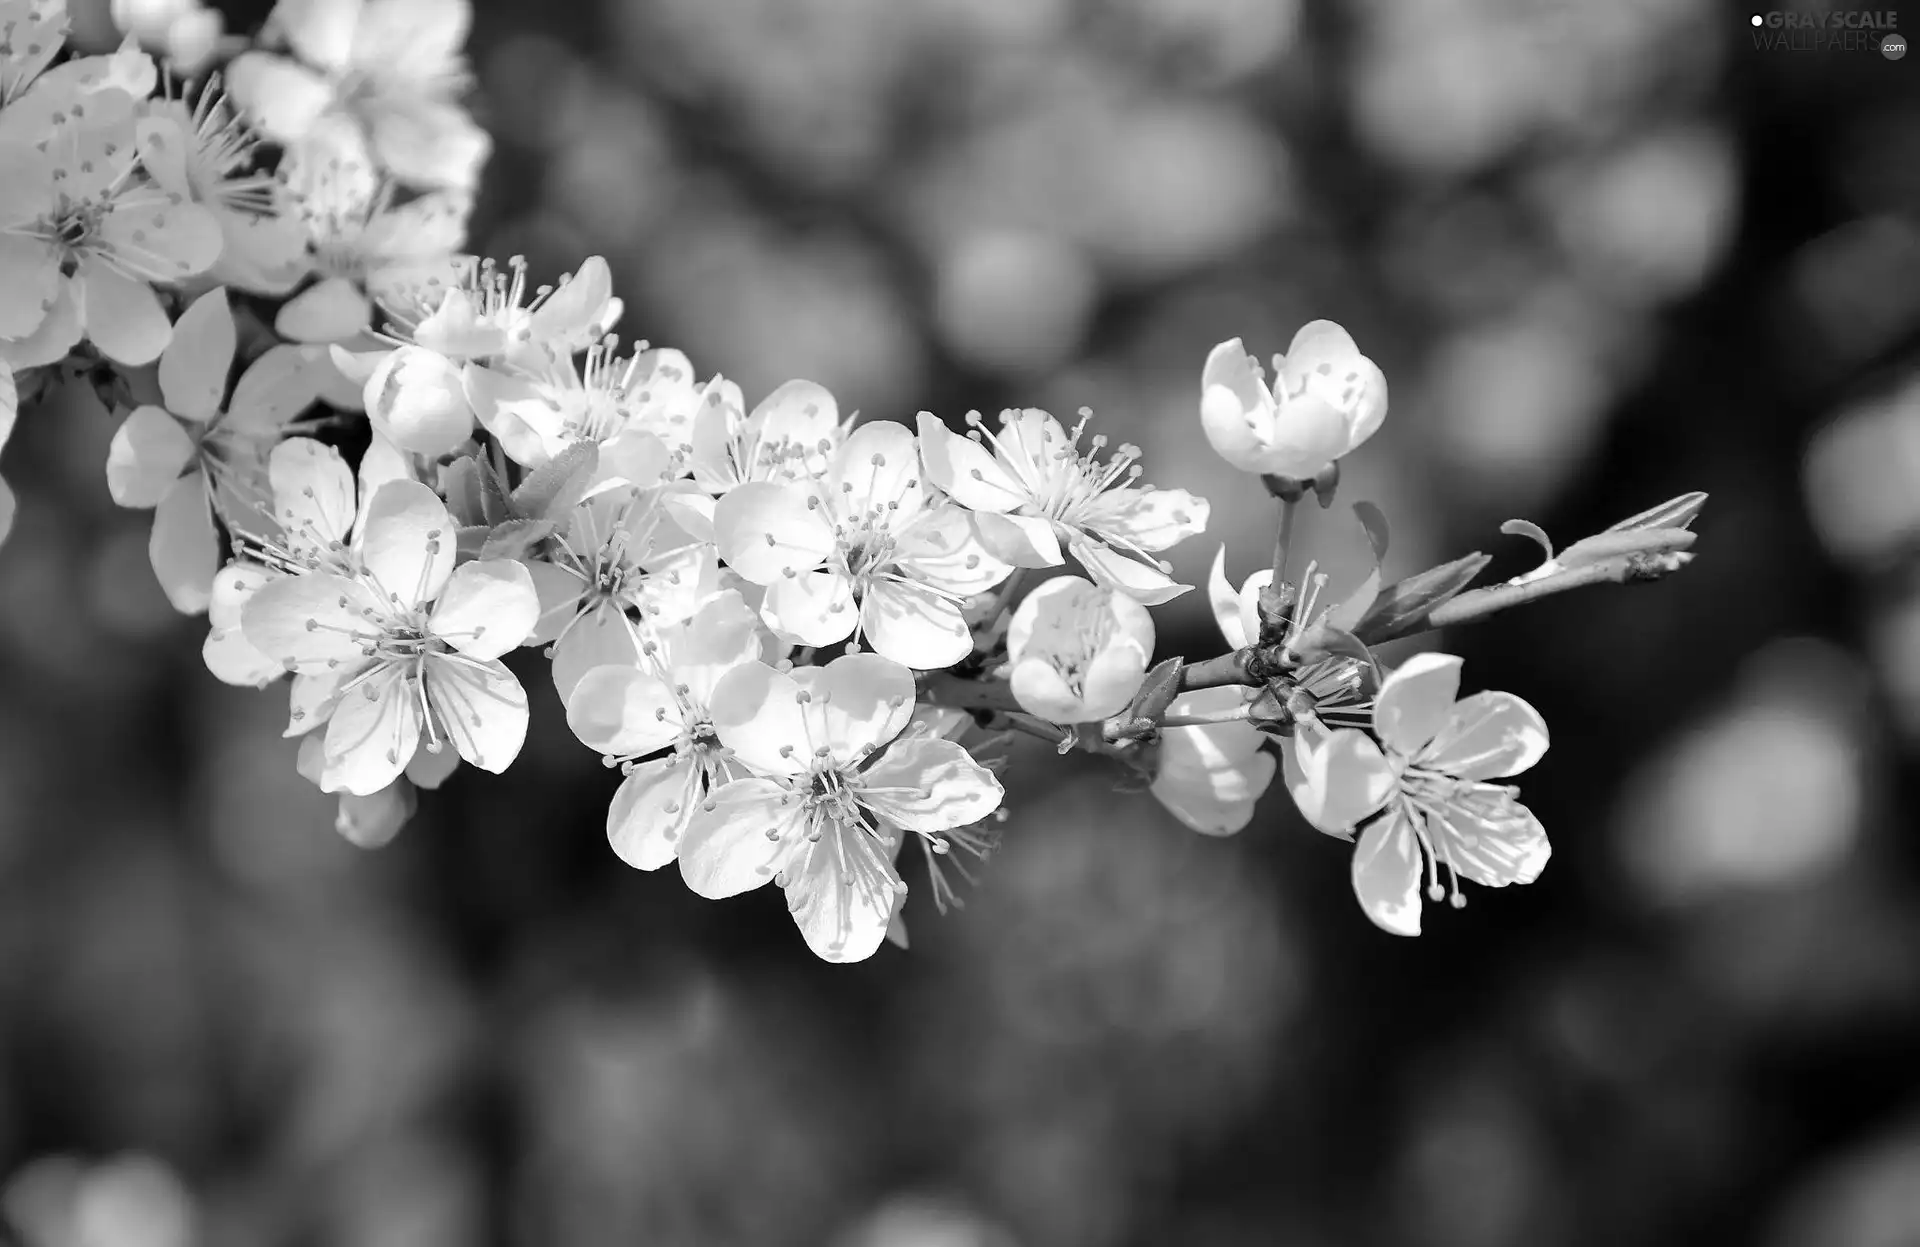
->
917;408;1208;605
104;289;321;611
226;0;489;190
296;726;458;846
525;482;717;700
112;0;224;77
136;85;311;295
388;253;621;366
464;341;693;478
678;652;1004;962
1283;652;1551;936
0;90;223;367
1150;685;1278;836
239;479;540;794
689;378;840;491
564;590;765;870
360;344;473;456
1006;574;1154;723
273;116;468;344
715;420;1011;670
1200;320;1388;480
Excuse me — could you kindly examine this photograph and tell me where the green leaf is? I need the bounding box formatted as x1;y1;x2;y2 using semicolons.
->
1605;491;1707;534
440;456;487;527
478;518;556;561
1353;500;1390;562
1128;657;1185;725
454;524;492;560
479;459;513;528
1353;552;1491;644
511;439;600;522
1555;526;1696;569
1500;517;1554;562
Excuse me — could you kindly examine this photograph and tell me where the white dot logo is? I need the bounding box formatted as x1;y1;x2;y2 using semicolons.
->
1751;12;1764;25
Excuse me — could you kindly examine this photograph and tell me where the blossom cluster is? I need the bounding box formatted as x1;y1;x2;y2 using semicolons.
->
0;0;1594;961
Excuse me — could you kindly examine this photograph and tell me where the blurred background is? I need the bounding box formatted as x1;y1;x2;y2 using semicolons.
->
5;0;1920;1243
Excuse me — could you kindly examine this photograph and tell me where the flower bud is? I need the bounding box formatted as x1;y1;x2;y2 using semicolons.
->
1006;575;1154;723
1200;320;1387;479
365;346;476;457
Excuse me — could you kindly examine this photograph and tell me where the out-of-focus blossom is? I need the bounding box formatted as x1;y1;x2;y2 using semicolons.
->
1285;653;1550;935
1006;574;1153;723
2;1153;197;1247
715;420;1011;669
136;86;311;295
227;0;489;191
1804;374;1920;569
110;0;222;75
680;653;1003;962
1200;320;1388;480
564;590;763;869
103;289;321;612
240;480;540;793
0;90;221;367
917;407;1207;604
274;116;469;344
525;482;716;699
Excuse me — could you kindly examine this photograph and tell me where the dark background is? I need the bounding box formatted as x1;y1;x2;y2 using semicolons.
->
4;0;1920;1244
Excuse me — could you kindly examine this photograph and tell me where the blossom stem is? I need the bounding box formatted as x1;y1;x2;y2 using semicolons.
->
1270;496;1299;589
1158;703;1253;728
1173;547;1695;692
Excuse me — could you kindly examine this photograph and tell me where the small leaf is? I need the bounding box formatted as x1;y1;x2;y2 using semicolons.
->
1605;491;1707;534
1128;657;1185;725
1353;501;1390;562
512;439;600;522
1556;526;1696;569
479;518;555;561
1500;517;1554;562
1353;552;1491;644
1247;681;1293;737
479;460;512;528
440;456;487;527
454;524;491;559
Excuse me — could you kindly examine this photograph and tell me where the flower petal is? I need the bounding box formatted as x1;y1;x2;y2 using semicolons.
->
158;288;235;422
268;437;356;556
1351;808;1424;936
275;276;373;344
1151;703;1277;837
678;776;806;897
810;650;916;761
971;511;1062;568
1078;486;1209;553
858;736;1002;833
355;479;454;610
565;664;683;758
832;419;926;526
608;754;703;870
429;559;539;659
1431;800;1551;888
745;379;838;478
106;405;194;508
321;663;421;795
1068;532;1188;605
425;654;529;774
228;344;320;431
1418;691;1550;781
1287;727;1393;836
1374;652;1463;758
760;567;859;649
242;571;383;669
225;51;334;140
707;661;812;777
1207;545;1251;650
148;473;219;613
915;411;1023;514
79;260;171;366
860;579;973;670
1009;657;1085;723
0;233;60;341
550;601;642;705
712;480;835;584
783;829;901;963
